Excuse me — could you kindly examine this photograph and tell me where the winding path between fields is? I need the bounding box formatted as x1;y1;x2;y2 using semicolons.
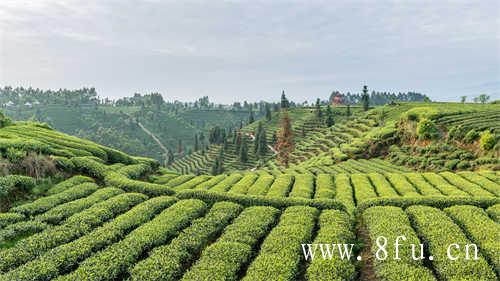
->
126;114;169;158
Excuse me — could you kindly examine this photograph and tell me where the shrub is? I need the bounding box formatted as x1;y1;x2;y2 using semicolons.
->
0;212;25;228
116;164;152;179
266;174;294;197
314;174;335;199
463;129;480;144
444;159;460;170
456;160;470;170
57;199;207;281
182;242;252;281
0;193;148;272
242;206;318;281
47;175;94;195
306;210;356;281
36;187;124;224
479;131;496;151
71;157;108;179
334;174;355;214
129;201;243;281
407;206;496;280
12;182;99;217
176;189;346;211
362;206;436;281
5;148;25;164
288;174;314;199
104;171;175;197
486;204;500;223
444;205;499;275
246;175;275;196
1;196;177;281
0;175;36;199
416;118;439;140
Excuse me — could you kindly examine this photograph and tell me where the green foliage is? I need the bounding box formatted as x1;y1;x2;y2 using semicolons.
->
463;129;479;144
58;199;207;281
104;171;175;197
47;175;94;195
444;205;499;275
1;196;177;281
416;118;439;140
362;206;436;280
479;131;496;151
0;212;25;229
242;206;318;280
176;189;346;211
129;201;243;281
407;206;496;280
12;182;99;217
306;209;356;281
0;193;148;272
0;175;35;199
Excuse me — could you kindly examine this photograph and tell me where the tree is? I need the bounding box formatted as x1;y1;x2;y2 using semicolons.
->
280;90;289;109
194;133;199;151
275;108;293;168
254;122;268;157
150;93;164;111
315;98;322;118
254;122;263;153
265;104;272;121
239;137;248;163
477;94;490;104
460;96;467;103
325;105;334;127
361;85;370;111
166;150;174;165
346;104;351;117
235;130;242;152
177;140;183;155
211;155;224;175
248;109;255;124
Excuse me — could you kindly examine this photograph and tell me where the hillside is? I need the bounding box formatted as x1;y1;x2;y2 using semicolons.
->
0;103;498;280
3;101;262;163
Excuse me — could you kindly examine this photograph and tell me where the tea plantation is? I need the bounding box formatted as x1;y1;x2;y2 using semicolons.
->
0;102;498;280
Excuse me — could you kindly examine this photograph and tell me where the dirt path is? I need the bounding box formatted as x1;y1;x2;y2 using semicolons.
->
126;114;169;158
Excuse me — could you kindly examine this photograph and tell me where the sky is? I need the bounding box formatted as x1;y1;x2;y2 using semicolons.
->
0;0;499;103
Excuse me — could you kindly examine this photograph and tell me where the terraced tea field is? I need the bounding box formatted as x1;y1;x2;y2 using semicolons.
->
0;102;498;280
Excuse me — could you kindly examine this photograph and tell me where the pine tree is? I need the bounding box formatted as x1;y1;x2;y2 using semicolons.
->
248;109;255;124
265;104;272;121
166;150;174;165
194;133;199;151
315;98;322;118
177;140;183;155
325;105;334;127
254;122;263;153
276;108;293;167
257;127;268;157
239;137;248;163
235;131;242;152
211;157;220;175
280;90;289;109
361;85;370;111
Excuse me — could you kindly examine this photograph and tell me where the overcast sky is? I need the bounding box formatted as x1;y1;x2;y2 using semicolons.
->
0;1;499;103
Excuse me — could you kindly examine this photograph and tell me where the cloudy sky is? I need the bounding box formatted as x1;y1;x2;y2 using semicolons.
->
0;0;499;103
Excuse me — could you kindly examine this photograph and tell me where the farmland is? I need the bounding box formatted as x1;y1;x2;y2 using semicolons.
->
0;101;498;280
